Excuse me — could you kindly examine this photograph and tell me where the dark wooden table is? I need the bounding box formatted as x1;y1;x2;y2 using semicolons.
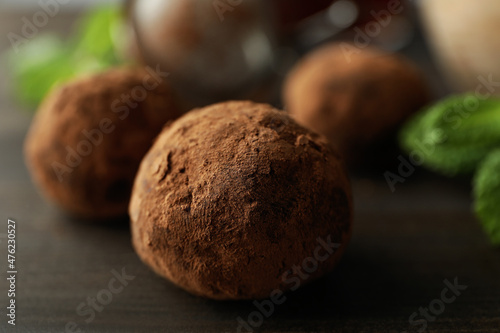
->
1;8;499;333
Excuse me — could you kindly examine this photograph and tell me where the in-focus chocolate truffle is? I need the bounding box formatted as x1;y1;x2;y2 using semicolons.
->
25;68;183;218
283;43;430;164
130;101;352;300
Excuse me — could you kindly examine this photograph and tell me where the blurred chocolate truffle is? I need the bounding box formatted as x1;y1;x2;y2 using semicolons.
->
130;101;352;300
283;43;430;164
25;68;183;218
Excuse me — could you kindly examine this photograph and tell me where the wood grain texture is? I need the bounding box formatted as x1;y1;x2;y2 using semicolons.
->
0;9;499;333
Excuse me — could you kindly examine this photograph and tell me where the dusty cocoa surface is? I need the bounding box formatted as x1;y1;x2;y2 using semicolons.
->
130;101;352;300
25;67;183;218
283;43;430;165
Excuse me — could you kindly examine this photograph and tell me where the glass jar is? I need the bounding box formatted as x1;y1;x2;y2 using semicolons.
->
132;0;276;106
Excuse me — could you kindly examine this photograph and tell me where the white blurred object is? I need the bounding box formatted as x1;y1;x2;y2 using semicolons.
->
328;0;358;28
419;0;500;93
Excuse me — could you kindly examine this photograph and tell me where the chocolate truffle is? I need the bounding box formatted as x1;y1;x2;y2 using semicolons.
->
130;101;352;300
283;43;430;164
25;68;183;218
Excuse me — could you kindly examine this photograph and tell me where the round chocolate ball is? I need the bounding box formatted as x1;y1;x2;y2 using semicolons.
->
25;68;183;218
283;43;430;164
130;101;352;300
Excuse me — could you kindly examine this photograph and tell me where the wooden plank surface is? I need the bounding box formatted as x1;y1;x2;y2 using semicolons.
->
1;8;499;333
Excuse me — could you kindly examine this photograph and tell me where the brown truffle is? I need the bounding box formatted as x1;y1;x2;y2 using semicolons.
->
283;43;430;165
25;67;183;218
130;101;352;300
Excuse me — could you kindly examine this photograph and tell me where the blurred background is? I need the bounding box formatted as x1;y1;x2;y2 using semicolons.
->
4;0;500;110
1;0;448;111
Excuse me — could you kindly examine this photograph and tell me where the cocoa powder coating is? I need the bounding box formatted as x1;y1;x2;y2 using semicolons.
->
283;43;430;164
130;101;352;300
25;68;183;218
